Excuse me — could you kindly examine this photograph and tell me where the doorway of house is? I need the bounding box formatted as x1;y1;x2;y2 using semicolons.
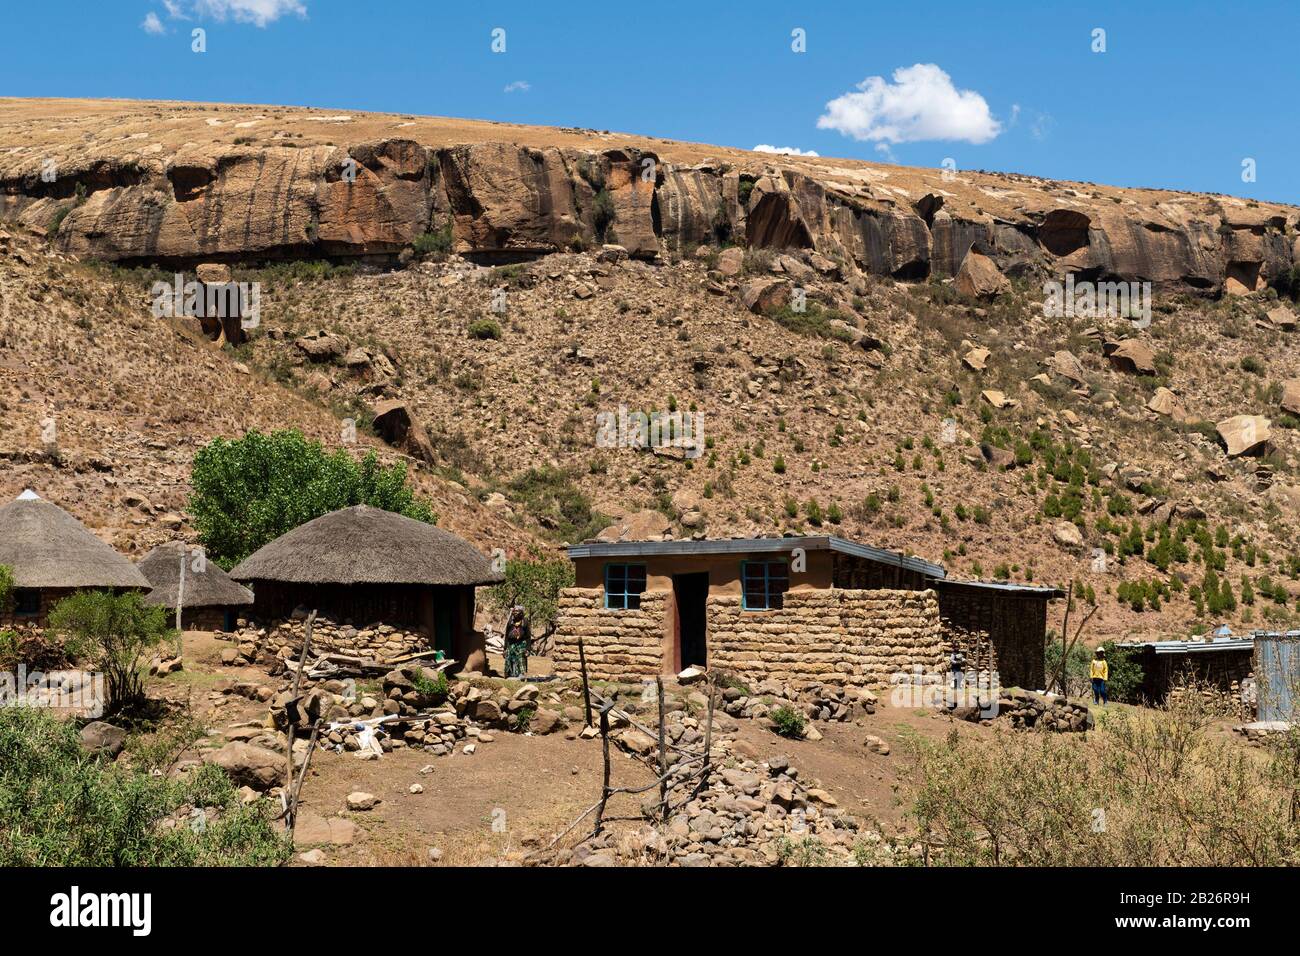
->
674;572;709;670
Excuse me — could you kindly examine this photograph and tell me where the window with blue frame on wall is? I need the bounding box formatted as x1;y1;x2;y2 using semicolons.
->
742;560;789;610
604;563;647;610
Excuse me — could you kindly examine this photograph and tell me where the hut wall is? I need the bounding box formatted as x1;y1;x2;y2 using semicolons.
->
1;587;91;628
246;581;431;632
1136;647;1254;703
936;589;1048;690
233;616;430;660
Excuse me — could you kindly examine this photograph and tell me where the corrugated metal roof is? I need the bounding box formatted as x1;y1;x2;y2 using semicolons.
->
1118;637;1255;654
933;579;1066;598
566;535;945;579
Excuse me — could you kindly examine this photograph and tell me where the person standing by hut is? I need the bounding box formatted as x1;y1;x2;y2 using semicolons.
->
1090;648;1109;705
504;605;530;679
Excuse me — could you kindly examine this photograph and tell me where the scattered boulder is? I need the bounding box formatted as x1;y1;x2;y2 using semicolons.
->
1052;521;1084;551
954;249;1010;299
207;742;283;791
80;721;128;758
347;791;380;811
1104;339;1157;376
715;247;744;277
1216;415;1272;458
740;278;790;313
962;347;990;372
1281;380;1300;417
1147;386;1184;419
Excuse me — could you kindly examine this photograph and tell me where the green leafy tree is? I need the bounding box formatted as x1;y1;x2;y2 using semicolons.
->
189;429;436;567
0;564;13;615
484;550;575;648
46;591;174;714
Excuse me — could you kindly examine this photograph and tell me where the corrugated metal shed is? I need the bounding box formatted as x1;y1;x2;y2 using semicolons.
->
1255;631;1300;722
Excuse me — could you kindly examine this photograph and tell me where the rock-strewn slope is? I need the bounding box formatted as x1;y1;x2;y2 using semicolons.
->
1;98;1295;291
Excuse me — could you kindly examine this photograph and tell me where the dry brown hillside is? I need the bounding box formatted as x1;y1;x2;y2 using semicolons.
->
3;98;1300;648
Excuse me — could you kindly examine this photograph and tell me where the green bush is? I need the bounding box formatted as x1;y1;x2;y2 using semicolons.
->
46;592;174;715
0;563;12;615
413;219;453;256
770;705;806;738
0;708;288;866
506;466;608;543
189;429;436;567
468;319;502;340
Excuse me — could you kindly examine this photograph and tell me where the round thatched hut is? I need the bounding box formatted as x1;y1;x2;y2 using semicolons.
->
230;505;502;669
0;490;150;626
138;541;253;632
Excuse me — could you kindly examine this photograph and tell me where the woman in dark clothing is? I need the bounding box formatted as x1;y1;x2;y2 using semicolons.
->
504;605;530;678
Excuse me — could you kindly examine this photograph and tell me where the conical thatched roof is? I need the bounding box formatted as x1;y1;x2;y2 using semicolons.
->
0;491;150;589
230;505;502;587
138;541;254;608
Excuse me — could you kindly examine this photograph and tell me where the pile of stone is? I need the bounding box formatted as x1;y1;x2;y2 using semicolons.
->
718;678;877;723
219;615;429;667
270;666;573;758
995;689;1092;732
553;713;889;867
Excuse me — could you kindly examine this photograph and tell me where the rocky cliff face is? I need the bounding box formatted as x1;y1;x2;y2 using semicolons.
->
1;98;1297;291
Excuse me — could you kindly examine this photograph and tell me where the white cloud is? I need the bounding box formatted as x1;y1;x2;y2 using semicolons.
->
190;0;307;27
162;0;188;17
753;144;819;157
817;63;1001;145
503;80;531;94
141;12;166;34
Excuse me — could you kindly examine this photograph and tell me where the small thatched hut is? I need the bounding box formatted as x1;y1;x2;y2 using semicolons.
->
138;541;253;632
230;505;502;668
0;490;150;626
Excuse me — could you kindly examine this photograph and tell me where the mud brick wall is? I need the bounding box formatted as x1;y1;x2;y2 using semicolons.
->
707;589;945;688
553;588;666;681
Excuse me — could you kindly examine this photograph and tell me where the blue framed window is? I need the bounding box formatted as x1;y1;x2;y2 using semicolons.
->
742;560;789;610
604;563;647;610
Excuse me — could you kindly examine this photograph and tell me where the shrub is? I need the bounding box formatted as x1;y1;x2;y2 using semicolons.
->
467;319;502;340
189;429;436;567
506;466;608;542
46;591;174;714
412;219;453;257
0;708;288;866
0;564;12;616
769;706;806;739
904;690;1300;865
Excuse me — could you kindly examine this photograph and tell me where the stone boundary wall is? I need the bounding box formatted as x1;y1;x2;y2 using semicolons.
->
707;589;945;688
553;588;666;681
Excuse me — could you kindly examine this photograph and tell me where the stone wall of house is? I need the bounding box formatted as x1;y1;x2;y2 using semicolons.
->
225;615;429;662
707;589;945;688
552;588;666;681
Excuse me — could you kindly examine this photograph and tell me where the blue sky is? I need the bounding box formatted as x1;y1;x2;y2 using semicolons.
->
2;0;1297;204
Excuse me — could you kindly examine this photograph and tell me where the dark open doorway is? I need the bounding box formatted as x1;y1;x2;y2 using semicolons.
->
674;572;709;670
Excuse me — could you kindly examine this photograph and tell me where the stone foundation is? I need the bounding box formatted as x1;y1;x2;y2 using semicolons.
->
553;589;667;681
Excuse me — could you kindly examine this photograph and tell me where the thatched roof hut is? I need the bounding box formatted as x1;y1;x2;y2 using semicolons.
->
229;506;501;670
0;490;149;590
138;542;253;610
230;505;501;587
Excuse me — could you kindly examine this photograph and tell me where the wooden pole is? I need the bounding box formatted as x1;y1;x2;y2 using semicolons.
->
656;676;667;821
593;701;613;834
175;546;186;633
578;633;593;728
284;610;316;816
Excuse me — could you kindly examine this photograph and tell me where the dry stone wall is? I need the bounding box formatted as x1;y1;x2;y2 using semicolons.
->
553;588;665;681
707;589;945;688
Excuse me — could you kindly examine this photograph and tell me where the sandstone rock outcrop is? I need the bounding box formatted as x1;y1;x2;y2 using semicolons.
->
3;99;1295;293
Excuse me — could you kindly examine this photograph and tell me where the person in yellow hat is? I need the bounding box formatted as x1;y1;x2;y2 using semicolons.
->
1090;648;1109;705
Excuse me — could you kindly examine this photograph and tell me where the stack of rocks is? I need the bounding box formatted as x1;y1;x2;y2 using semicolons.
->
719;678;878;723
995;689;1092;732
